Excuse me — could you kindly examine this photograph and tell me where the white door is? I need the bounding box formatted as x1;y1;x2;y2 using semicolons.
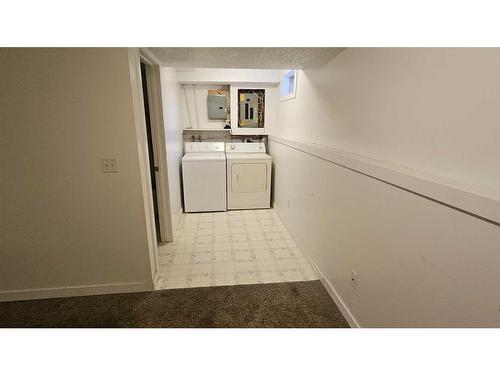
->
231;163;268;192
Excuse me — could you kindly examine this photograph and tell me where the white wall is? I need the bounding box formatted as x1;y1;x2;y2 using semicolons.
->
160;67;184;232
0;48;154;300
270;48;500;327
276;48;500;190
181;84;229;130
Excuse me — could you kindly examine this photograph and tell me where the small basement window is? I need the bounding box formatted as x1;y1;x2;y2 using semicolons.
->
280;69;297;101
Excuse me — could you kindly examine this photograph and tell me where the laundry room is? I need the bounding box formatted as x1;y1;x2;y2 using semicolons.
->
2;47;499;331
152;64;319;290
3;2;500;371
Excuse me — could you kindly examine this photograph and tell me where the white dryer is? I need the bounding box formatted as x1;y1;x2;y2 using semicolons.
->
225;142;272;210
182;142;226;213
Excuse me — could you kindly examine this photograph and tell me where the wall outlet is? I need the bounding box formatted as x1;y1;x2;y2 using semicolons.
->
101;158;119;173
287;199;290;208
351;270;358;289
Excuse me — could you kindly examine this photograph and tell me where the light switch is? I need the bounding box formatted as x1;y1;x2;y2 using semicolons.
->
101;158;119;173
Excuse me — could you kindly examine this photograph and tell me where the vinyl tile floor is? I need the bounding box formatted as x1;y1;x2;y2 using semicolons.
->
157;209;318;290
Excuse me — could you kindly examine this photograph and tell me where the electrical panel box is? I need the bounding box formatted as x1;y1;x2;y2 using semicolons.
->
238;89;264;128
207;94;227;119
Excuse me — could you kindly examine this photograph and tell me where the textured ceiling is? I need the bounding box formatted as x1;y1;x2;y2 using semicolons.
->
146;48;345;69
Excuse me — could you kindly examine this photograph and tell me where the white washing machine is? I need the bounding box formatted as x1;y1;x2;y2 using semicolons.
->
182;142;226;213
225;142;272;210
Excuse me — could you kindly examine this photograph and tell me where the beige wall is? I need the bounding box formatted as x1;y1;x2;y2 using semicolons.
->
0;48;154;298
160;67;184;232
270;48;500;327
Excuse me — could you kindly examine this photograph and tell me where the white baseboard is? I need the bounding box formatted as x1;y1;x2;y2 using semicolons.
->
317;274;361;328
273;203;361;328
0;281;154;302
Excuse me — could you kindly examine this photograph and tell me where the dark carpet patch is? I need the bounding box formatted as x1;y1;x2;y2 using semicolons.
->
0;280;349;328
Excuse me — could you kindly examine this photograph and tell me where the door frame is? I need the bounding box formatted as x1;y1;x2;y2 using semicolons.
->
140;51;174;244
128;48;173;289
127;48;159;288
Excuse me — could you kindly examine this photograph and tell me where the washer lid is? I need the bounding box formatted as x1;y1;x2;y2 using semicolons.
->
185;142;225;153
182;152;226;162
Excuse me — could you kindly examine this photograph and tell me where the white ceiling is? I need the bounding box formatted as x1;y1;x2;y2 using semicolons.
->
146;48;345;69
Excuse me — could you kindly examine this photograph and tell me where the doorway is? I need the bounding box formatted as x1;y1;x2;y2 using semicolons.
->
156;209;319;289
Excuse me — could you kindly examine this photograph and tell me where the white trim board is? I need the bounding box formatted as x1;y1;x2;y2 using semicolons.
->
319;277;360;328
269;135;500;225
0;282;154;303
176;68;281;85
273;203;360;328
128;48;159;286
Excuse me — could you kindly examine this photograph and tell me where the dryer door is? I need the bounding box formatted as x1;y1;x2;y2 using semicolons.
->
231;163;268;192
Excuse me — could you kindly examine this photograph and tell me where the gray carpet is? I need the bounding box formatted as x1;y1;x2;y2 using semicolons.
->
0;280;349;328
